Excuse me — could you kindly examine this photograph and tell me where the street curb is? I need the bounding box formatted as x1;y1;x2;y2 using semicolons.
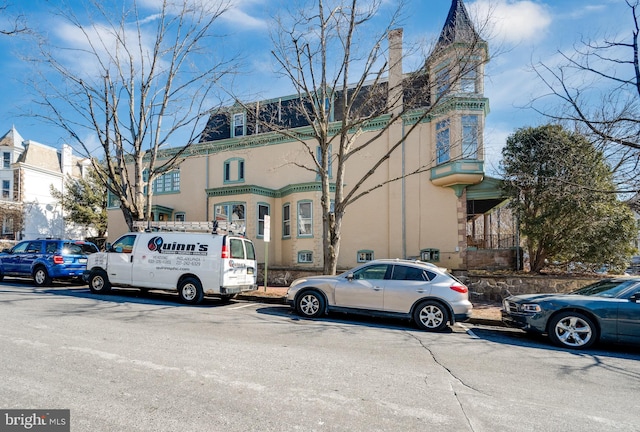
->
237;294;505;327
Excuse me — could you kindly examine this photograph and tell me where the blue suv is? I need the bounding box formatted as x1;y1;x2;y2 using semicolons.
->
0;239;99;286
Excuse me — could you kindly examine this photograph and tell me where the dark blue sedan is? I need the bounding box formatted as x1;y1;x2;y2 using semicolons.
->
502;278;640;349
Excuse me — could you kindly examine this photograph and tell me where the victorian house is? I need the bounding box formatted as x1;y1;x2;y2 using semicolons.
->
107;0;509;271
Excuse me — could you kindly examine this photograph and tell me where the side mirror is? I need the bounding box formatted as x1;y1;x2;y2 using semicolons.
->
104;242;112;252
2;248;10;253
346;273;354;281
630;293;640;303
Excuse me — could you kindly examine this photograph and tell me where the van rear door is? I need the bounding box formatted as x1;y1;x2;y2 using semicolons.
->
222;237;257;291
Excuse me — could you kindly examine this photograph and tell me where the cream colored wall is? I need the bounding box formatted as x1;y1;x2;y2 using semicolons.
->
107;114;471;270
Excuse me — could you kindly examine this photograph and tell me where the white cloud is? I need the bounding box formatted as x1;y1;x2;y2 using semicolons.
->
469;0;552;45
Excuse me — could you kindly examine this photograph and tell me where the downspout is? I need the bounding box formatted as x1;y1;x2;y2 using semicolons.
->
206;150;210;221
402;122;406;259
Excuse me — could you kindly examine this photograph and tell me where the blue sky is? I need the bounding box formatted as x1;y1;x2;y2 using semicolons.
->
0;0;633;176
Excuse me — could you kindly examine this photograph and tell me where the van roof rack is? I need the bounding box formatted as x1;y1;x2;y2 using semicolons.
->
132;220;246;236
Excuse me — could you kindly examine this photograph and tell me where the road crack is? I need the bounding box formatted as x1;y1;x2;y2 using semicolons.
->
407;332;483;431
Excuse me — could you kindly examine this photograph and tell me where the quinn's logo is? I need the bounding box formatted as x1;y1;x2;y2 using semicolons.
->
146;236;208;255
148;236;164;252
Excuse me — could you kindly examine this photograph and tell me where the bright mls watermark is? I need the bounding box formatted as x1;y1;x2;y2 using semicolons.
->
0;410;69;432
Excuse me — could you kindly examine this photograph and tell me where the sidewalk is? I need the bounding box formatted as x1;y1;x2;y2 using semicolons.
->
238;287;504;326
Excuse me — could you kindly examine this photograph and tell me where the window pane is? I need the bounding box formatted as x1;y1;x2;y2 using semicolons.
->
258;204;269;236
297;202;312;236
229;238;245;259
245;240;256;260
391;265;426;281
462;115;478;159
436;119;450;164
354;264;388;280
283;204;291;237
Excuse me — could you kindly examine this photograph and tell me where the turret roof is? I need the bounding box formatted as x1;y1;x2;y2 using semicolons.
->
435;0;483;51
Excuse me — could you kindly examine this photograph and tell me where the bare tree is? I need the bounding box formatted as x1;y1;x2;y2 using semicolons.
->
530;0;640;195
27;0;236;230
262;0;490;274
0;2;27;36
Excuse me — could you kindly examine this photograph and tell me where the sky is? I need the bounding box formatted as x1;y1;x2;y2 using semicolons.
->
0;0;634;176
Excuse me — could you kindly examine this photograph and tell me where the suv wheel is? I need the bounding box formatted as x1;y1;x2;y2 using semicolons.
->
33;266;52;287
88;269;111;294
296;290;325;318
414;300;449;332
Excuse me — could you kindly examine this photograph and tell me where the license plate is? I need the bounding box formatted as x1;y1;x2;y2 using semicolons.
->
79;258;87;263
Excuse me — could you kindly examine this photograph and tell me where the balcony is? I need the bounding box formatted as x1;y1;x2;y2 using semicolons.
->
430;159;484;196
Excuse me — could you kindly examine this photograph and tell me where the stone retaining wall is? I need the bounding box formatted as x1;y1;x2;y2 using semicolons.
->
458;274;600;302
258;266;601;303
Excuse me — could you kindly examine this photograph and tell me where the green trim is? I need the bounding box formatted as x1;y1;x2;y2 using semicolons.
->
282;202;291;239
256;202;270;239
206;182;336;198
420;248;440;262
297;250;313;264
357;249;375;263
466;176;506;200
296;200;313;238
430;159;484;181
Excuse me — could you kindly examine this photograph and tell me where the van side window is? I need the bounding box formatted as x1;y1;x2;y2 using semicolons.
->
229;238;245;259
112;234;136;254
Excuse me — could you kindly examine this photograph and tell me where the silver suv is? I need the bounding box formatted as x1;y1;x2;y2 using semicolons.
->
286;259;472;331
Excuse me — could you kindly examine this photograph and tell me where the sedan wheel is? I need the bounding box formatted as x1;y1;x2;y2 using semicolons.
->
414;300;449;331
296;291;325;318
548;311;597;349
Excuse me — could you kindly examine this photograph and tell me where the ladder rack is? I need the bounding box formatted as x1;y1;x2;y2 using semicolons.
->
132;220;245;236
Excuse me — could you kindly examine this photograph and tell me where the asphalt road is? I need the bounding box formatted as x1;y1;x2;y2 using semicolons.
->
1;281;639;432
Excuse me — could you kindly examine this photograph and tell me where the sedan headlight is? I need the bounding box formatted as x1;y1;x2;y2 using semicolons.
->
520;303;542;313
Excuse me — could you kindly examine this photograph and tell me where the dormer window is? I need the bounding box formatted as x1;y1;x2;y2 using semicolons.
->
233;113;245;137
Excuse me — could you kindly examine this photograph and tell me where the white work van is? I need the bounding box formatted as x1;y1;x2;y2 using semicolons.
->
84;230;257;304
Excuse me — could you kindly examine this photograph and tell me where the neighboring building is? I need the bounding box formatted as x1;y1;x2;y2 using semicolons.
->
107;0;508;271
0;126;93;240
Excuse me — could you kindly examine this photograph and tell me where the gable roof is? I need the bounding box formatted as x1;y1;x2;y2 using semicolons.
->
0;126;25;149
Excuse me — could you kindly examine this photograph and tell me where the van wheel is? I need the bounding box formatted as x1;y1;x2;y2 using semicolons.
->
33;266;52;287
178;277;204;304
88;270;111;294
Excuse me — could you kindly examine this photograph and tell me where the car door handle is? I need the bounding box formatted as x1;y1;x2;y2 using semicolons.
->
416;289;426;293
372;287;382;291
